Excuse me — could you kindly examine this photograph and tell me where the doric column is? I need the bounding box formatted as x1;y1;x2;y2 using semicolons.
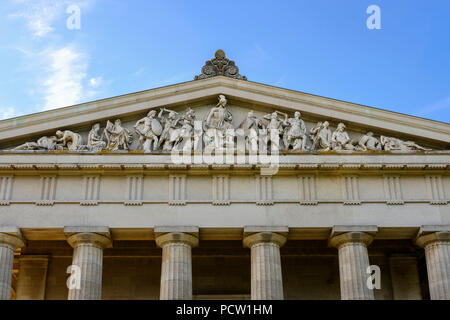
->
155;226;199;300
389;255;422;300
416;226;450;300
329;226;377;300
64;227;112;300
16;255;49;300
243;226;288;300
0;228;25;300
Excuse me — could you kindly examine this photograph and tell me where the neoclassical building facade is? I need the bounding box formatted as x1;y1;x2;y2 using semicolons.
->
0;50;449;300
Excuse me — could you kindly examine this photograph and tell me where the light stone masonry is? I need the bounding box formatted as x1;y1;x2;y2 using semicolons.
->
65;229;112;300
243;227;288;300
329;227;376;300
155;227;199;300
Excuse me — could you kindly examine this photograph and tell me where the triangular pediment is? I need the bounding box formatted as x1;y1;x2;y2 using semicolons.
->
0;76;449;151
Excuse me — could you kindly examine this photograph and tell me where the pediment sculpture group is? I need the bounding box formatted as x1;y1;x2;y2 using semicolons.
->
12;95;431;153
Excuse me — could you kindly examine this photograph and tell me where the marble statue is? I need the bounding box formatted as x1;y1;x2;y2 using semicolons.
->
203;95;233;150
14;135;62;151
238;110;265;152
331;123;355;151
310;121;332;151
87;123;107;152
158;108;181;151
381;136;431;151
104;119;132;151
263;111;287;150
55;130;83;151
358;132;381;151
134;110;163;152
283;111;308;151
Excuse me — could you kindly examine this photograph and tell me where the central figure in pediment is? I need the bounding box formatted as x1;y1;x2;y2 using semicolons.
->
203;94;234;150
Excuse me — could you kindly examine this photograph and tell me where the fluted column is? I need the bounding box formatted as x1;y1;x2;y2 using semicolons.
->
66;230;112;300
155;227;199;300
416;229;450;300
243;228;287;300
0;232;25;300
329;231;375;300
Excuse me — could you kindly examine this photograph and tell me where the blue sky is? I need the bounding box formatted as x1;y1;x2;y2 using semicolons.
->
0;0;449;123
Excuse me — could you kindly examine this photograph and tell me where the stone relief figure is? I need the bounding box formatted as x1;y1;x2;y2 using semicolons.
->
380;136;431;151
358;132;381;151
173;119;193;151
237;110;265;152
55;130;83;151
331;123;355;151
158;108;181;151
203;95;233;150
87;123;107;152
263;111;287;150
310;121;332;151
14;135;62;151
104;119;133;151
283;111;308;151
134;110;163;152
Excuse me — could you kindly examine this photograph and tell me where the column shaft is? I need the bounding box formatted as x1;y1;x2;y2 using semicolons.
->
0;233;25;300
244;232;287;300
416;231;450;300
156;232;198;300
330;232;374;300
66;232;112;300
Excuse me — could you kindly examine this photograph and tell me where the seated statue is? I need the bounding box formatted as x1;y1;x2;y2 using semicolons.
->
87;123;107;152
331;123;355;151
104;119;133;151
310;121;332;151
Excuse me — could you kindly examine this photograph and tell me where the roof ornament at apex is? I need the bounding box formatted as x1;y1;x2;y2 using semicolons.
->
194;49;247;81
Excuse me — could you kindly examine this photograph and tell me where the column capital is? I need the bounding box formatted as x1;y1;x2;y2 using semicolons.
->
155;232;199;248
329;232;374;249
243;232;287;248
0;231;25;250
66;232;112;249
416;231;450;248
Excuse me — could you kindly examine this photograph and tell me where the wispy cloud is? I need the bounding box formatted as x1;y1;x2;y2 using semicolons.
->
10;0;64;38
40;45;87;111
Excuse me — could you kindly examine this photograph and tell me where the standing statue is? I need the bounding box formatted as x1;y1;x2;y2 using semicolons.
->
134;110;163;152
158;108;181;151
263;111;287;150
358;132;381;151
381;136;431;151
283;111;308;151
104;119;132;151
55;130;83;151
87;123;107;152
203;95;233;150
331;123;355;151
238;110;264;152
